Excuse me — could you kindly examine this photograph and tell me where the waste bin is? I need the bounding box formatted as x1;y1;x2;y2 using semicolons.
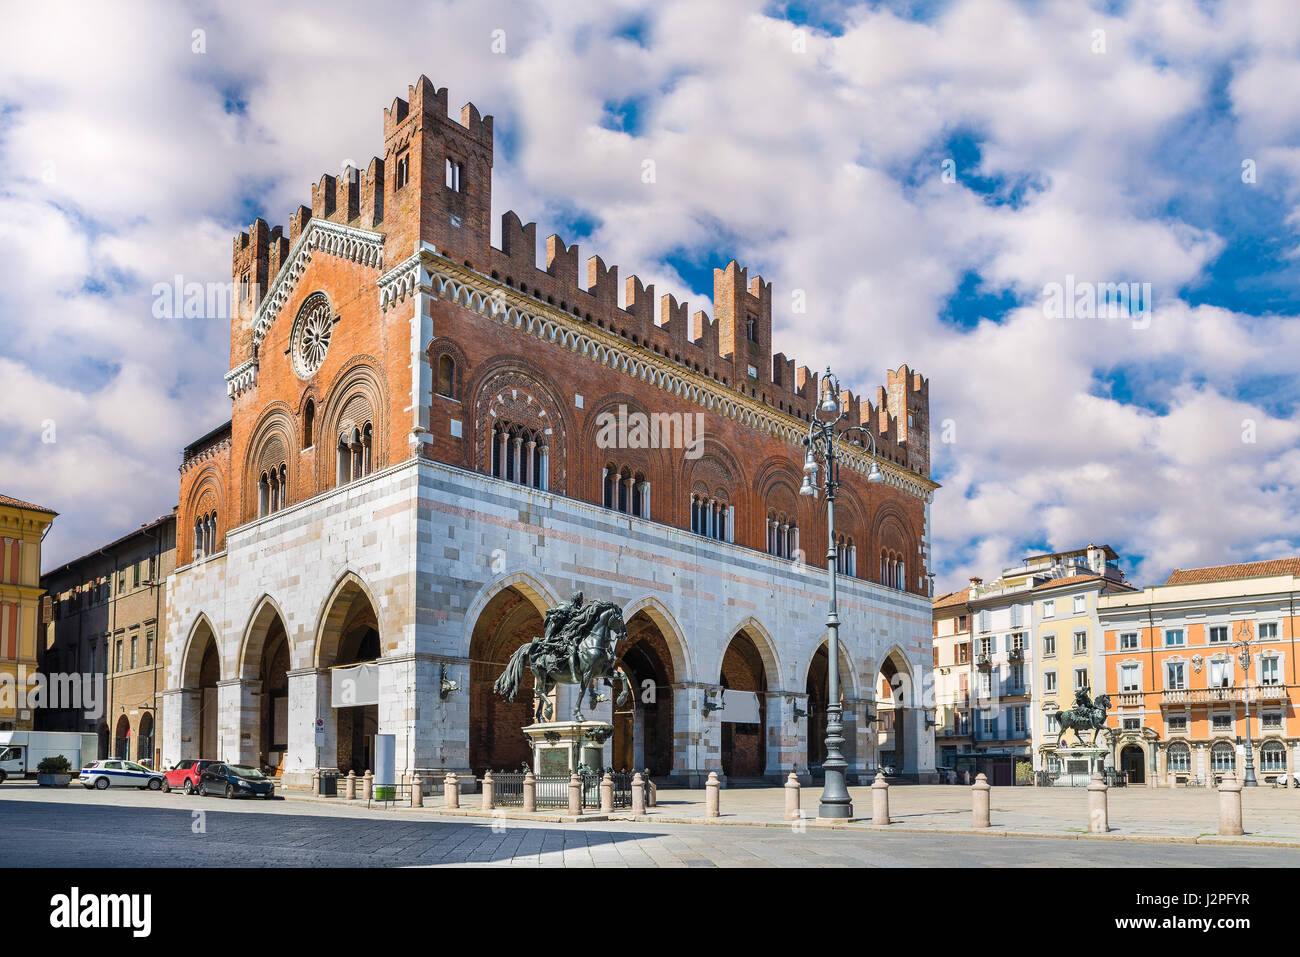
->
319;770;338;797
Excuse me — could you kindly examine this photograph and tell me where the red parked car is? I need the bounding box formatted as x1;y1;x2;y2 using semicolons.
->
163;759;216;795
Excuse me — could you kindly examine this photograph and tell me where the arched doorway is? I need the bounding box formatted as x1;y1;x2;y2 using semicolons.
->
612;610;677;775
180;618;221;761
719;630;767;780
240;599;291;773
199;643;219;758
137;712;154;766
1120;744;1145;784
113;715;131;760
317;577;383;776
876;650;913;774
468;585;546;775
258;623;290;773
805;641;856;778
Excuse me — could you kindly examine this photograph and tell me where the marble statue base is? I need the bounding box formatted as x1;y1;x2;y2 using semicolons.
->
1052;745;1109;787
522;720;613;776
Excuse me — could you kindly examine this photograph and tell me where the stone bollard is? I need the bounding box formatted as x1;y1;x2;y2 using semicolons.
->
523;770;536;812
644;768;657;807
312;772;320;796
1218;771;1244;836
345;770;357;801
444;771;460;809
363;770;374;801
785;771;801;821
706;771;721;818
972;772;991;828
481;770;495;811
631;772;646;816
1087;771;1108;833
411;774;423;808
568;772;582;815
872;772;891;826
601;772;614;813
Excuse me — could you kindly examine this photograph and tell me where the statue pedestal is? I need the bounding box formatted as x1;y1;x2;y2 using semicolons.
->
523;721;614;775
1053;746;1109;787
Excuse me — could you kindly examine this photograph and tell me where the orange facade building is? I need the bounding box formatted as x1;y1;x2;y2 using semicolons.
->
1098;559;1299;787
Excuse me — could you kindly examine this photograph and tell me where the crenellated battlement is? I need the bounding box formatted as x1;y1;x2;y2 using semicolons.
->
230;75;931;477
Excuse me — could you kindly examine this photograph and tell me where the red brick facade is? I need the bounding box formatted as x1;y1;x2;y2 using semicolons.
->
177;76;933;597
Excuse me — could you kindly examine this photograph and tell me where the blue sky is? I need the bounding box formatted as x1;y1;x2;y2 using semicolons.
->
2;0;1298;591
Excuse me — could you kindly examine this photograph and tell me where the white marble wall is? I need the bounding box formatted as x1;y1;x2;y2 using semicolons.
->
163;457;937;786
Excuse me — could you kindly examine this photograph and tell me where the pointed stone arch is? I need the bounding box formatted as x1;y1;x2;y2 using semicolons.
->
179;613;221;688
459;570;561;658
621;595;693;681
804;637;860;699
716;615;783;688
237;594;289;680
313;569;383;669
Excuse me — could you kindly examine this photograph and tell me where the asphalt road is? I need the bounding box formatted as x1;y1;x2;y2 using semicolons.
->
0;783;1292;867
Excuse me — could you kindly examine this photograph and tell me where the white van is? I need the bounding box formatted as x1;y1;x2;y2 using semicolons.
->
0;731;100;782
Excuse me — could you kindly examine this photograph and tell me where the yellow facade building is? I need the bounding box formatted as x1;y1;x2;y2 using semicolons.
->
0;494;57;731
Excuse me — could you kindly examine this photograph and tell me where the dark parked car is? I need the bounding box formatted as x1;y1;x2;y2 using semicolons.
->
197;763;276;799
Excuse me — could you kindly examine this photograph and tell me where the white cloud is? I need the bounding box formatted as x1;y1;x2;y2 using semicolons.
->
1;0;1297;589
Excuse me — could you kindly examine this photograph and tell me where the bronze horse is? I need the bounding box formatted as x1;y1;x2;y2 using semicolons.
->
493;600;632;722
1055;690;1111;747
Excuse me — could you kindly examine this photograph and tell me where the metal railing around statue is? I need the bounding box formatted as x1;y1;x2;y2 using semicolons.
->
490;768;640;810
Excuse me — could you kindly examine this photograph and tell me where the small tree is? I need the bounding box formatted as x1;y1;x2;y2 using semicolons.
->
37;755;72;774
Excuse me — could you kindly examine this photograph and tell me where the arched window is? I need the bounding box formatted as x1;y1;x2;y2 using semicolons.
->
601;462;649;518
766;511;797;559
880;551;904;590
195;511;217;555
491;421;547;490
1166;741;1190;772
436;354;455;398
303;400;315;448
691;492;731;542
258;472;270;518
336;421;374;487
1211;741;1236;772
1261;741;1286;772
834;535;858;576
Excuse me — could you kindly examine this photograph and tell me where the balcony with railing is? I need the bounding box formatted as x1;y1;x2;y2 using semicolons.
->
1160;685;1289;706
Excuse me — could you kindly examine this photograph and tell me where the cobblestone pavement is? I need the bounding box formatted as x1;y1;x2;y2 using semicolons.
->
0;783;1294;867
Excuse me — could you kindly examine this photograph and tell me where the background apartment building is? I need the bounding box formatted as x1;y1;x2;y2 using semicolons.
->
0;494;57;732
1099;558;1299;788
1030;546;1135;780
934;544;1131;785
932;590;973;773
39;512;176;767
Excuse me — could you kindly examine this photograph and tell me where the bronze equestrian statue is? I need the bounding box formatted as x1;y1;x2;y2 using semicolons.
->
493;592;633;722
1054;688;1112;747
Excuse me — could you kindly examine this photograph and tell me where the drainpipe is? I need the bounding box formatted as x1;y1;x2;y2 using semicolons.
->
1145;597;1157;777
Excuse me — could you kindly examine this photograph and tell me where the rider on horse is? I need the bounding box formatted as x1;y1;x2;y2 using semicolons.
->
534;591;587;683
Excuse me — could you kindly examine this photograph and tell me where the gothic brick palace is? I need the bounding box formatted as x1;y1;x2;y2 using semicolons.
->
162;76;939;788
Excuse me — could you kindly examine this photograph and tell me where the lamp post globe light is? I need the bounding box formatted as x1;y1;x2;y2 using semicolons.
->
1235;637;1258;786
800;366;885;819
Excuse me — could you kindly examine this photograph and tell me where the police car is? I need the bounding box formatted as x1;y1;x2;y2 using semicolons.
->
78;759;166;791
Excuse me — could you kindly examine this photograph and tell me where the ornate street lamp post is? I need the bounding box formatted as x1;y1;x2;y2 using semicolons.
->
1235;635;1259;786
800;366;884;819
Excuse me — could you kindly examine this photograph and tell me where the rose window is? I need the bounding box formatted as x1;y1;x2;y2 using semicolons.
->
292;295;333;378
